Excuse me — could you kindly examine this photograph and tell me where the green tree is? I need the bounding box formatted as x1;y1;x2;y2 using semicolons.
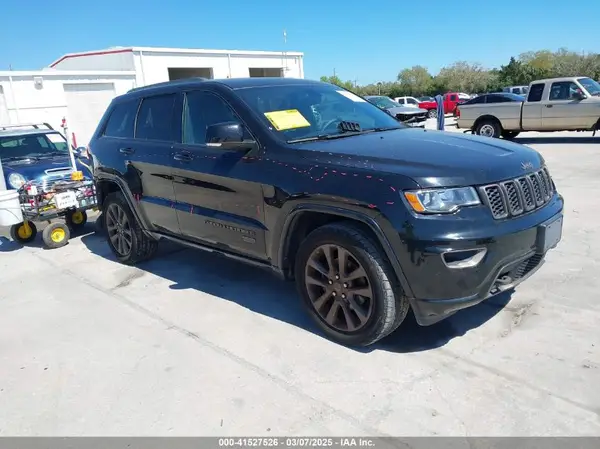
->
397;65;433;95
435;61;494;93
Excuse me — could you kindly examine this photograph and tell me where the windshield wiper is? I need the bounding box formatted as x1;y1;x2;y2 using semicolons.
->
288;130;373;143
1;155;40;161
368;126;404;132
35;151;68;157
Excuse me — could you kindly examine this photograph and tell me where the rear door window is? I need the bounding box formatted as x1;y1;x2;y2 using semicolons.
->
135;94;177;141
104;99;139;138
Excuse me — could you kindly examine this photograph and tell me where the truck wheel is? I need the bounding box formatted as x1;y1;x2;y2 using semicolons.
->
427;109;437;119
476;120;501;138
502;131;520;140
103;192;158;265
295;222;410;347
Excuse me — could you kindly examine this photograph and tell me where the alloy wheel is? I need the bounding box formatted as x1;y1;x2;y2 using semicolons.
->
106;203;133;256
304;244;374;332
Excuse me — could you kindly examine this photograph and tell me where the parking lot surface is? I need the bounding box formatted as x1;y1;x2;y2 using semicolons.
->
1;130;599;436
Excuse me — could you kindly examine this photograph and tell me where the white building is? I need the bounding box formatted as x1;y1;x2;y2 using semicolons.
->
0;46;304;146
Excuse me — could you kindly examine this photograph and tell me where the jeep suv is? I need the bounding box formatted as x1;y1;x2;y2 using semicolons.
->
88;77;563;347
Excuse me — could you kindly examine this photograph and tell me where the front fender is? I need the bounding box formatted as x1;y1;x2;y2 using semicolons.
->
272;201;415;298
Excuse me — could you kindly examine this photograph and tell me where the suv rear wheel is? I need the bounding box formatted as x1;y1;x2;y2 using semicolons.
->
295;222;409;347
103;191;157;265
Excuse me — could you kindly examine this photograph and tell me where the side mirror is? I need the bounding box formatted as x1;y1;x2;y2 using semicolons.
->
572;91;586;100
206;121;246;143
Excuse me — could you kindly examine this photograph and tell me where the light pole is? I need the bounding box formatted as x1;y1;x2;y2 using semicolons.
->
377;82;382;95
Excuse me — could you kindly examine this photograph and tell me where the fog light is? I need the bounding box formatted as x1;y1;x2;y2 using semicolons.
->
442;248;487;269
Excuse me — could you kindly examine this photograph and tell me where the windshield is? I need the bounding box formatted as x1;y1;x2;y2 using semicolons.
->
578;77;600;96
236;84;403;142
366;96;401;109
0;132;69;161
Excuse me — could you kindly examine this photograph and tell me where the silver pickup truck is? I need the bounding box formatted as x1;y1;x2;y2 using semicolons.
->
456;76;600;138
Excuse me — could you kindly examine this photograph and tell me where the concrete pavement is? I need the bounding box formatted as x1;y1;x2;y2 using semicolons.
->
0;132;598;436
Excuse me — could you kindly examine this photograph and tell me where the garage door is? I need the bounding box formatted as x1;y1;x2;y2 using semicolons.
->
63;83;116;146
0;86;9;125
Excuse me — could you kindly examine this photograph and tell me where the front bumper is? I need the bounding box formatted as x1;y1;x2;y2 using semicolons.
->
396;194;564;325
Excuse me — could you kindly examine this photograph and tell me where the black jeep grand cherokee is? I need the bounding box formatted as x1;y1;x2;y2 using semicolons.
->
89;77;563;347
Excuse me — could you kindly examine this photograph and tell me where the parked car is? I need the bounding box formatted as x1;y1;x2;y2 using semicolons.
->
457;93;472;101
89;77;563;347
457;76;600;138
417;92;464;118
503;85;530;96
364;95;428;127
393;96;421;108
0;123;91;191
418;96;434;102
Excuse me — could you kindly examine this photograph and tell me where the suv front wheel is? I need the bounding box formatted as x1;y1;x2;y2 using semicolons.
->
103;191;158;265
295;222;409;347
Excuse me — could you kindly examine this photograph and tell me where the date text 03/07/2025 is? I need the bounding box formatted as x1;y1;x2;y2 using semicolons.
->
218;438;376;447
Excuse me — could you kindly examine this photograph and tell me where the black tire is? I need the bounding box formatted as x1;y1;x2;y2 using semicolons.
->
95;212;106;235
10;221;37;244
103;191;157;265
66;209;88;232
42;222;70;249
427;109;437;119
502;131;520;140
294;221;410;347
475;119;502;138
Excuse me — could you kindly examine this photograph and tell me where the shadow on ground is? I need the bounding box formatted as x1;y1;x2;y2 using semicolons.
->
514;136;599;145
80;231;512;354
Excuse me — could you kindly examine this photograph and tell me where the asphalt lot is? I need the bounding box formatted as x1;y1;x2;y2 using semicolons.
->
1;126;599;436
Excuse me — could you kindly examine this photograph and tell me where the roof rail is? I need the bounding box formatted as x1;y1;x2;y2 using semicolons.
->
128;77;209;93
0;122;54;131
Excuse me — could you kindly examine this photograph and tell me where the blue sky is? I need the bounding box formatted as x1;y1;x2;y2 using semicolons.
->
2;0;598;84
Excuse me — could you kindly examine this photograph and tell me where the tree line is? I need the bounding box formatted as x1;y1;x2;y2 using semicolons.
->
319;48;600;98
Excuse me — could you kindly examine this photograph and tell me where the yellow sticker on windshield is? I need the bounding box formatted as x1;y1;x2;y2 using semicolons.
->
264;109;311;131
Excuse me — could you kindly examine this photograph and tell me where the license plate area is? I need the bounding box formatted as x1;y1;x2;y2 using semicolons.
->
536;214;563;254
54;191;79;210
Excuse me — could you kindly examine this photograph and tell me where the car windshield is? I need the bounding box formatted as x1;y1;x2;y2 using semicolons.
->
236;84;404;143
367;96;400;109
578;77;600;96
0;132;69;161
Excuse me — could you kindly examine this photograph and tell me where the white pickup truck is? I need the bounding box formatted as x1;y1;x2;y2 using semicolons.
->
456;76;600;138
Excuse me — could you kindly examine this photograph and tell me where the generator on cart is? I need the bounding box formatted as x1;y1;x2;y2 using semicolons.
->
1;118;97;249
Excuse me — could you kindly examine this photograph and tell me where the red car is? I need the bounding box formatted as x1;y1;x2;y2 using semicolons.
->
418;92;464;118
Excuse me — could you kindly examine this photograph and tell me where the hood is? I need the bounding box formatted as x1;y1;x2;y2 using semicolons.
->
294;128;545;187
2;155;92;188
386;106;425;116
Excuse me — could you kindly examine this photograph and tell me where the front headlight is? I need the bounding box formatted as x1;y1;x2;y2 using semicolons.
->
404;187;481;213
8;173;26;190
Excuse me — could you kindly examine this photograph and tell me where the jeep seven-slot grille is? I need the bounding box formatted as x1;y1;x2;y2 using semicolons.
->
480;167;554;220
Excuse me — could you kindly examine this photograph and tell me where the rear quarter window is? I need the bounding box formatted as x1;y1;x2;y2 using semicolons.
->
104;99;140;138
527;84;545;102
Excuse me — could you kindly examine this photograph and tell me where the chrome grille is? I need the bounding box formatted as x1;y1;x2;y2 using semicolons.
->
480;167;555;220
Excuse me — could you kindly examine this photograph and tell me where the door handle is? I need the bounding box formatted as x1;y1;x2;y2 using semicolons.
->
119;147;135;154
545;105;553;108
173;152;193;162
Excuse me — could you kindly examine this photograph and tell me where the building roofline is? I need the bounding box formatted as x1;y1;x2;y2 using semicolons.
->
0;69;137;77
49;46;304;67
